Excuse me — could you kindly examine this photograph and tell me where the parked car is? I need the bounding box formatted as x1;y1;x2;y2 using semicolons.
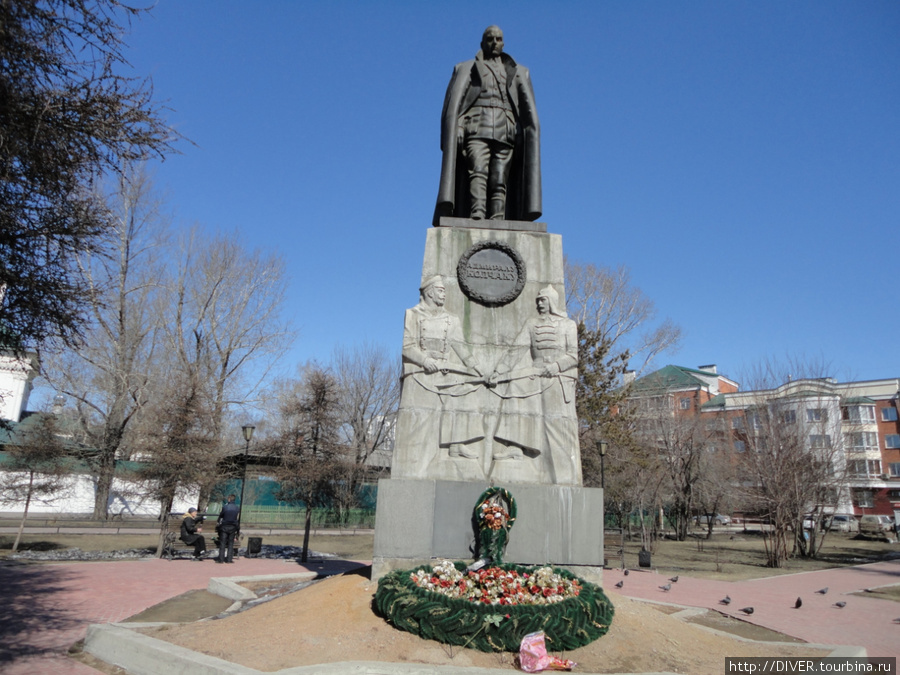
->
696;514;731;526
859;515;895;539
823;514;859;533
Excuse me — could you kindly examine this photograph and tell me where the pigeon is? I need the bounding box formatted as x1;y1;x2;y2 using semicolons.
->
815;587;828;595
834;601;846;609
669;575;679;583
739;607;754;615
794;597;802;609
659;583;672;592
615;580;624;589
623;569;629;576
720;595;731;606
893;617;900;624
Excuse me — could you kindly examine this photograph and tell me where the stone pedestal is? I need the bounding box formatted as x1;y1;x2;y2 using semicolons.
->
392;222;581;486
375;219;603;584
373;478;604;584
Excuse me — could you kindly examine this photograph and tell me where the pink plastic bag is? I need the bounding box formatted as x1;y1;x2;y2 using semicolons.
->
518;631;576;672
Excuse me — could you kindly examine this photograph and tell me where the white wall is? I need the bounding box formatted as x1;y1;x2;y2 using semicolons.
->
0;470;197;516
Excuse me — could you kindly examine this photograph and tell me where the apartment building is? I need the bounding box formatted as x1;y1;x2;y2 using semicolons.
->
629;365;900;519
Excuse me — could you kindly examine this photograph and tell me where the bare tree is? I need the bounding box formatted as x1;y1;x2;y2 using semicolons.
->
566;258;682;487
332;343;400;469
0;413;70;551
266;364;344;563
693;426;739;539
734;358;848;567
565;259;681;376
636;411;711;541
40;165;166;519
0;0;177;349
163;228;293;509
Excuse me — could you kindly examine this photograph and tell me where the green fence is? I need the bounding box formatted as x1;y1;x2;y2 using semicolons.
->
236;505;376;529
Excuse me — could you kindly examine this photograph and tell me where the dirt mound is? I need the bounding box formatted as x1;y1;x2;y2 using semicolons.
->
139;571;829;673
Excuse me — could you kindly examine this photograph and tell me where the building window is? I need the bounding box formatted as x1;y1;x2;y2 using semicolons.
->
781;410;797;425
852;489;874;508
733;440;746;453
731;417;744;430
885;434;900;449
842;405;875;423
889;462;900;477
809;434;832;449
679;397;692;410
882;407;899;422
848;459;881;477
843;432;878;452
807;408;827;423
639;396;672;411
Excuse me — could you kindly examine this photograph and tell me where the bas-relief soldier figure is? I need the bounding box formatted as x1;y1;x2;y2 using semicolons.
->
392;276;486;478
489;285;581;485
434;25;541;226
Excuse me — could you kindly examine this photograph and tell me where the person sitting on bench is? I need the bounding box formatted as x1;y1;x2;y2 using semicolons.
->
180;507;207;561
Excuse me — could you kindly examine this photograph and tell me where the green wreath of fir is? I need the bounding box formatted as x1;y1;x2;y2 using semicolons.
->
473;486;517;563
374;561;615;653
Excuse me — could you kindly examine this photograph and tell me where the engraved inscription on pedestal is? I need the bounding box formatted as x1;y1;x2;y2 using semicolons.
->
457;241;526;307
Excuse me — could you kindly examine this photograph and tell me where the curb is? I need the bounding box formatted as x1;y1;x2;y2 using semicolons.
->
208;572;317;602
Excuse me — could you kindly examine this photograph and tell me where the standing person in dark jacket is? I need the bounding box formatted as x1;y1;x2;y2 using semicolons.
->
179;508;206;561
216;494;240;563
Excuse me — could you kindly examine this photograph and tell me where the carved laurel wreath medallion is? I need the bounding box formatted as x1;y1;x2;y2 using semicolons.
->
456;241;526;307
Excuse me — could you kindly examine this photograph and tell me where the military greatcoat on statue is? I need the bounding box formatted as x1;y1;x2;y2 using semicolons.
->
434;49;541;225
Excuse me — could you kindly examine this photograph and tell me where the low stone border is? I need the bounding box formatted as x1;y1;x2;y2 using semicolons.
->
83;621;866;675
208;572;318;602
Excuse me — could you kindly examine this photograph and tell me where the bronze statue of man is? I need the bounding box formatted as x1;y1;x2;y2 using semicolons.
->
434;26;541;225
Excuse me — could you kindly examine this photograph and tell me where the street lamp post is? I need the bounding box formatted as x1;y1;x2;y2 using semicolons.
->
597;439;609;567
238;425;255;529
598;440;608;491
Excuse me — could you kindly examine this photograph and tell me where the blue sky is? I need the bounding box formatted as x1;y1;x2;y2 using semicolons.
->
124;1;900;387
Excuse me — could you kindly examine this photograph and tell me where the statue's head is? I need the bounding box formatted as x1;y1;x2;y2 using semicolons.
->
481;25;504;58
536;285;561;316
420;275;446;307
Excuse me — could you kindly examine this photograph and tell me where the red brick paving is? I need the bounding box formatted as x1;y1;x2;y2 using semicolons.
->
1;555;362;674
604;558;900;658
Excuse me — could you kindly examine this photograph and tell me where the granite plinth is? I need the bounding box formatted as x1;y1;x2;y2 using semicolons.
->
372;478;603;583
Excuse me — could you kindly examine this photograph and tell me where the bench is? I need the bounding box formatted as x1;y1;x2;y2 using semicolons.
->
160;513;244;561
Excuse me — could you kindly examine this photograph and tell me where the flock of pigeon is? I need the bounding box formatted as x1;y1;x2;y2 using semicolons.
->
612;574;900;623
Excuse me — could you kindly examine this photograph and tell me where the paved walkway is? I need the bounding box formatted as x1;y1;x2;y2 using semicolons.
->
3;555;898;674
604;559;900;658
0;555;363;675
